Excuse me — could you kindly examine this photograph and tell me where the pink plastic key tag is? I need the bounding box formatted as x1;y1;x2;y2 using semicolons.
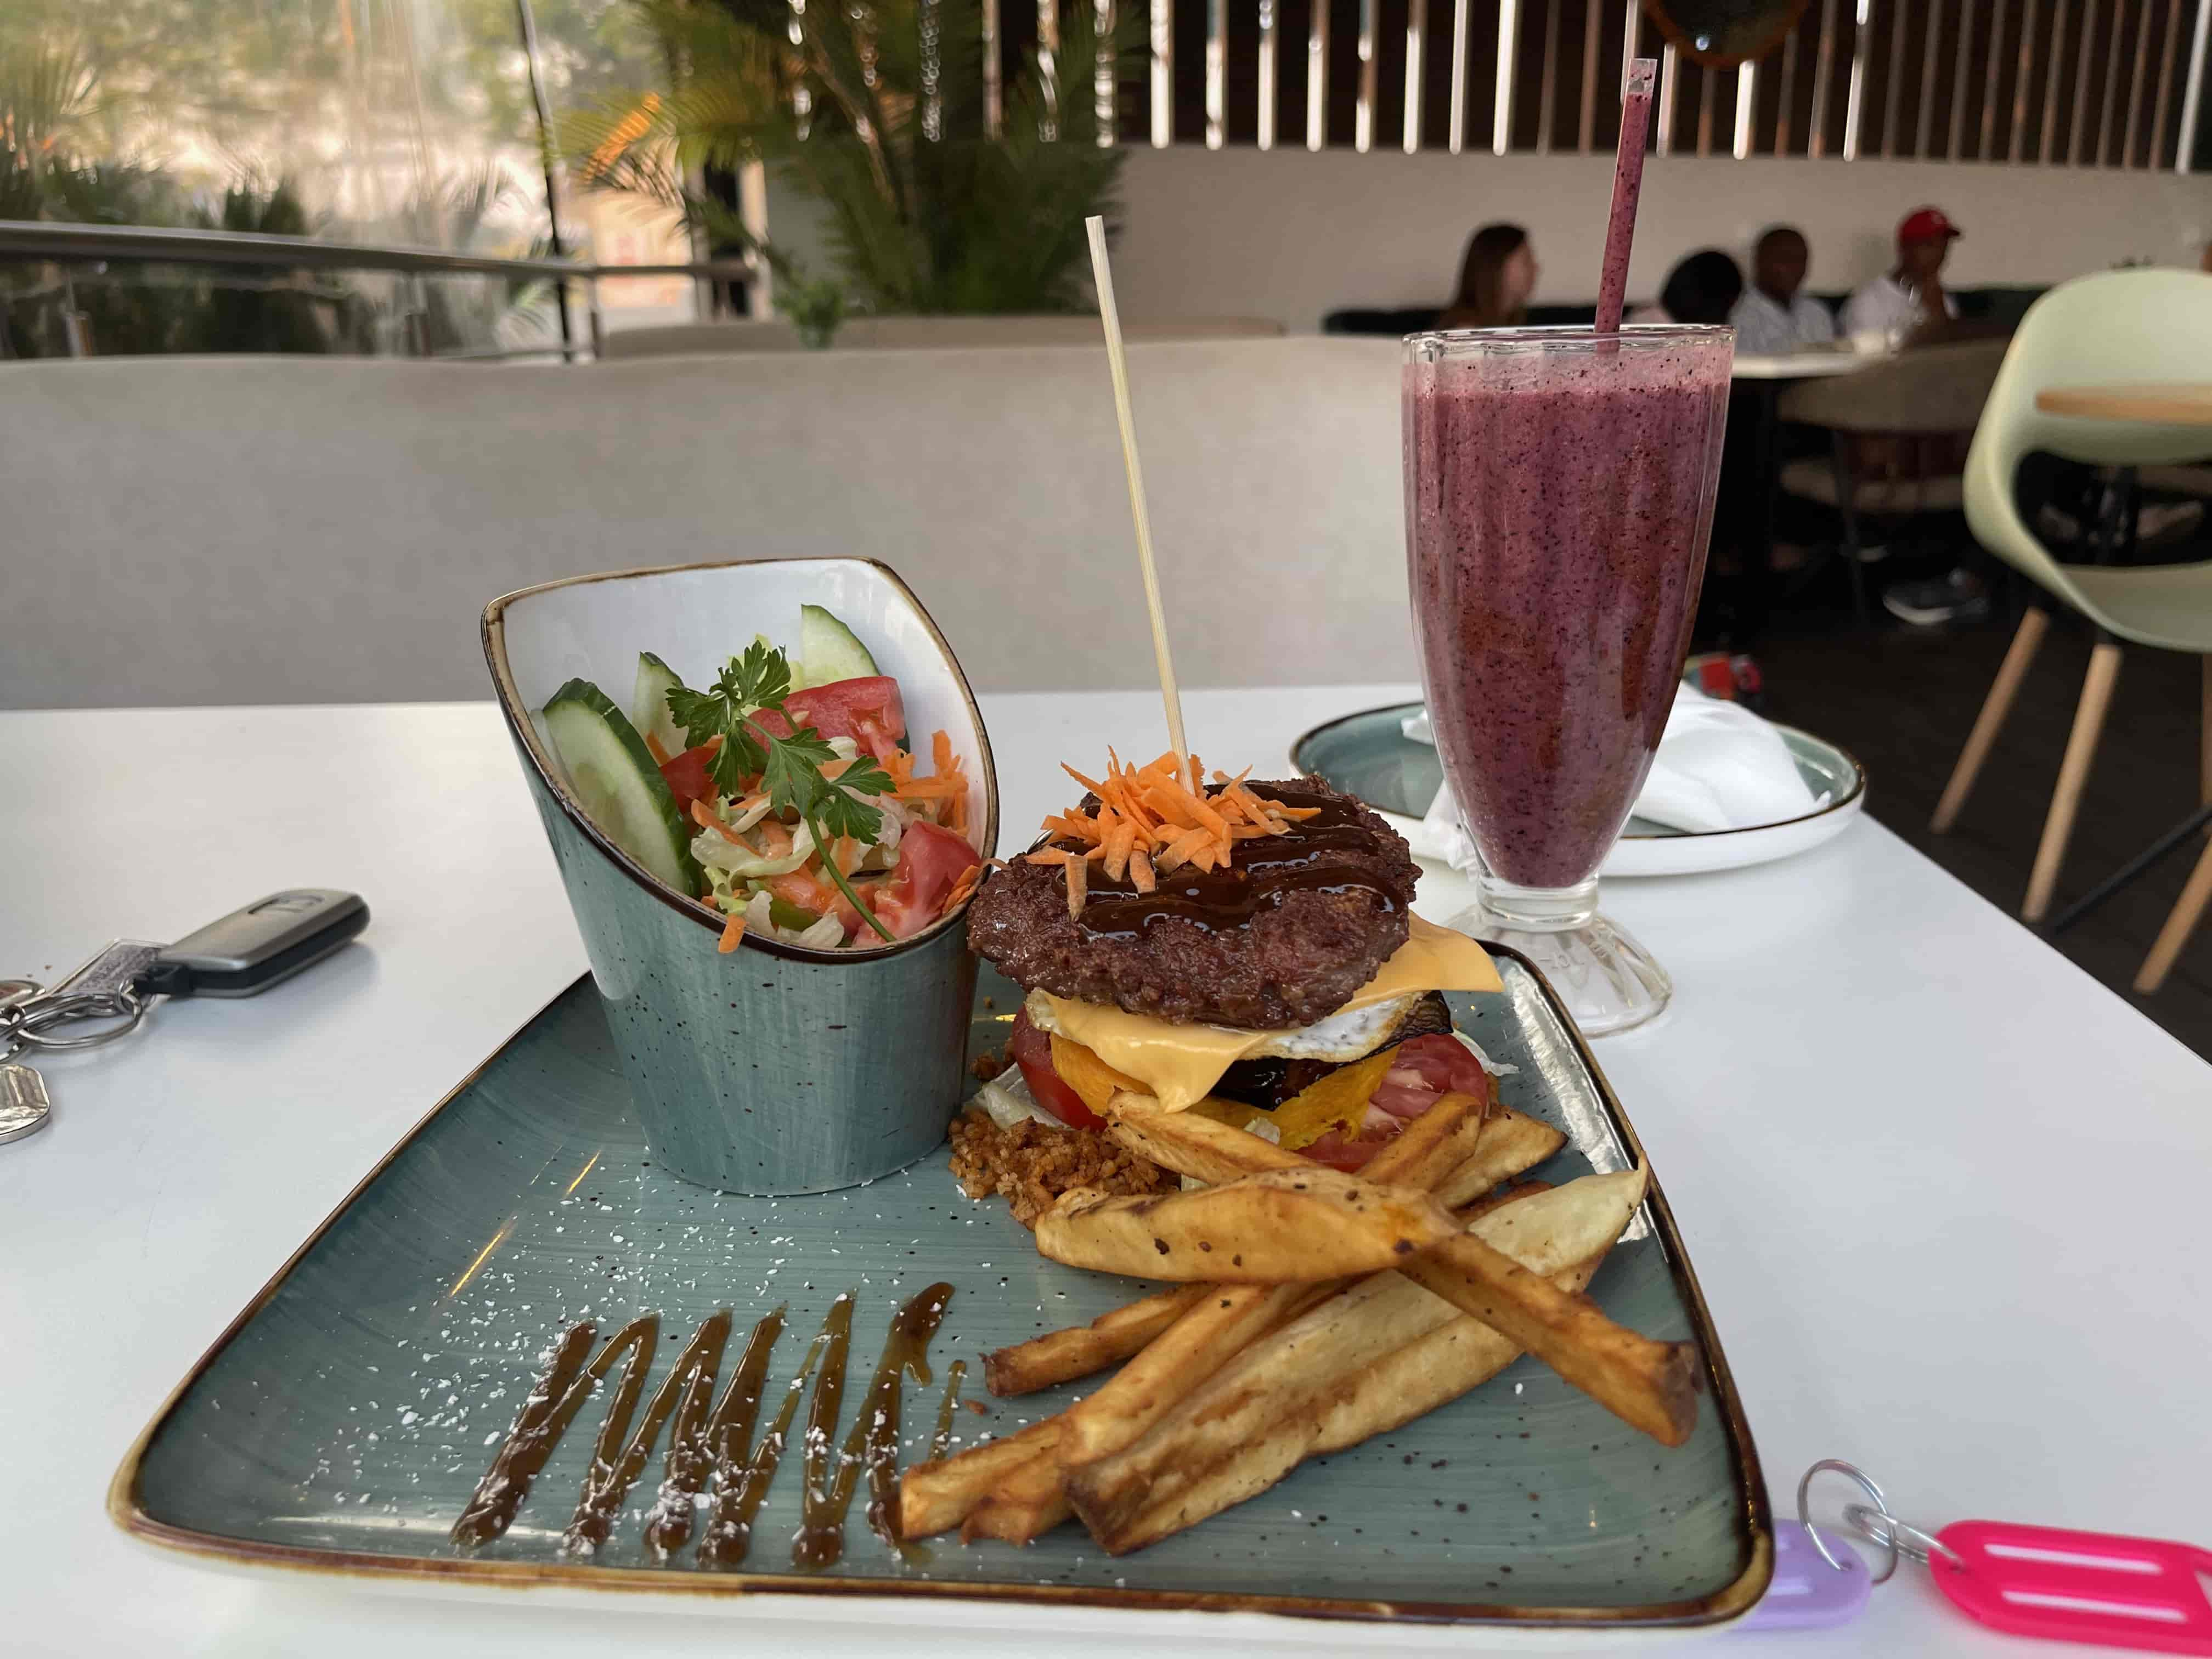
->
1927;1520;2212;1654
1760;1459;2212;1654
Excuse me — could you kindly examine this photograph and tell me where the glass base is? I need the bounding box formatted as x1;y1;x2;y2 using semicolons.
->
1449;872;1672;1036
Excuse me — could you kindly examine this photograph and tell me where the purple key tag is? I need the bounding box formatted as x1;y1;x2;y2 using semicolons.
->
1739;1522;1874;1631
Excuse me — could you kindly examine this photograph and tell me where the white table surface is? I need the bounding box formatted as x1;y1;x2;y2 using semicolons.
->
4;689;2208;1659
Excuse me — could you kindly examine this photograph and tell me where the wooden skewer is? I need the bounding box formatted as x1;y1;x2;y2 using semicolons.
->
1085;215;1189;771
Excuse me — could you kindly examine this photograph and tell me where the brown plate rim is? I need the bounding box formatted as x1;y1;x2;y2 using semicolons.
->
108;949;1773;1629
1291;701;1868;843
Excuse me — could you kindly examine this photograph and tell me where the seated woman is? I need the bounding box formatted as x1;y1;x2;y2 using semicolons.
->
1435;223;1538;330
1634;250;1746;326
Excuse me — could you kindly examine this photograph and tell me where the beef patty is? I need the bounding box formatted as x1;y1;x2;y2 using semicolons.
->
966;778;1418;1029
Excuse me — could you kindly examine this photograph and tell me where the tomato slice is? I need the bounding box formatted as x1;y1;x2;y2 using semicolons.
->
785;678;907;763
1008;1010;1105;1131
659;741;721;816
1298;1128;1387;1171
868;819;980;940
1367;1033;1491;1120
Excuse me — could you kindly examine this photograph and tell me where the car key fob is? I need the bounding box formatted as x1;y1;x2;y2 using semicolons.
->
137;890;370;999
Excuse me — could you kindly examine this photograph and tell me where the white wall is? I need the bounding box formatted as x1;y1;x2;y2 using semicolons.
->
1107;148;2212;330
768;149;2212;331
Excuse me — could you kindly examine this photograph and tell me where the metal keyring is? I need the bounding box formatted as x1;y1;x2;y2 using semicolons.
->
1847;1503;1964;1570
12;988;146;1051
1797;1459;1899;1583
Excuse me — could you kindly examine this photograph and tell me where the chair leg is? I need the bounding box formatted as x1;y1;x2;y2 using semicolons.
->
2023;639;2124;924
2200;655;2212;811
1932;607;2050;833
2136;834;2212;994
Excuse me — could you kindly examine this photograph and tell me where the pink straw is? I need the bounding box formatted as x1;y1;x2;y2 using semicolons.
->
1593;57;1658;336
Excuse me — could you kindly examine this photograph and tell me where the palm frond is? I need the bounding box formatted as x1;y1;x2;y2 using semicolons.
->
578;0;1141;323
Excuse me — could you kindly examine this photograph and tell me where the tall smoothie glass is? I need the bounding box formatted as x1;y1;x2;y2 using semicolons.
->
1404;324;1733;1034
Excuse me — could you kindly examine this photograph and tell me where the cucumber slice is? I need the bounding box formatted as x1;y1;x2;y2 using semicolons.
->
540;679;701;895
629;652;686;755
799;604;878;686
753;633;803;692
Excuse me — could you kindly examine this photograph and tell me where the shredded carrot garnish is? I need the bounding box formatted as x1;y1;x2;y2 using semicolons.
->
645;732;672;766
1032;749;1314;902
716;905;747;953
1153;776;1232;839
1062;763;1113;798
1102;819;1137;882
1158;824;1217;869
1064;849;1087;918
692;798;753;848
934;729;956;777
943;861;985;912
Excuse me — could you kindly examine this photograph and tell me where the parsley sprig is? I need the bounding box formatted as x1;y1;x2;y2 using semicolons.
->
666;641;898;942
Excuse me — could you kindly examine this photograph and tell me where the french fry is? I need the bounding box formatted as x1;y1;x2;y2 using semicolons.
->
1104;1096;1307;1183
982;1285;1210;1398
896;1417;1061;1541
1311;1257;1600;1453
1034;1167;1459;1283
986;1101;1562;1398
1063;1174;1645;1552
1054;1093;1486;1470
1102;1088;1690;1447
1434;1105;1566;1207
1397;1232;1699;1447
962;1452;1071;1544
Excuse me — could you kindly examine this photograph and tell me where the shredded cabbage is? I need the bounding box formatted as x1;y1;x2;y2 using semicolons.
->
967;1069;1060;1131
691;819;815;877
1451;1031;1519;1077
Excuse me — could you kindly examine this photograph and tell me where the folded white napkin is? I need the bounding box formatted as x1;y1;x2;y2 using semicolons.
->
1415;686;1821;868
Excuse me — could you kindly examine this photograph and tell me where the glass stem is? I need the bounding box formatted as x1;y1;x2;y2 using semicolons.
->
1475;872;1600;932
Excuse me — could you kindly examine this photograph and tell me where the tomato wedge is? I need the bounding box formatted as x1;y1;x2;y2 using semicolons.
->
785;677;907;764
1008;1010;1105;1130
869;819;980;940
659;741;721;816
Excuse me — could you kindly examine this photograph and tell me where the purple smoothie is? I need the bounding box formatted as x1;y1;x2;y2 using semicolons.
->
1405;328;1732;889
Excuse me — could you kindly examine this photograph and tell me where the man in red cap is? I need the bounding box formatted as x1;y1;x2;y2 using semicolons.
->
1840;206;1961;343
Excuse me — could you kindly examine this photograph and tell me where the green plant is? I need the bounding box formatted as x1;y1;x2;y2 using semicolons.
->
567;0;1137;327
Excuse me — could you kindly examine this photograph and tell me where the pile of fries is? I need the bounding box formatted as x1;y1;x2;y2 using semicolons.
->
897;1074;1700;1555
1025;751;1322;917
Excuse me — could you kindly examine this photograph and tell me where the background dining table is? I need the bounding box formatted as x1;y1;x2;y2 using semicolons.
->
4;686;2208;1659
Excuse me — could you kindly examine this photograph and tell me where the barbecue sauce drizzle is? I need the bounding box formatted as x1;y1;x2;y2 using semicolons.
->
451;1283;955;1568
1063;783;1402;938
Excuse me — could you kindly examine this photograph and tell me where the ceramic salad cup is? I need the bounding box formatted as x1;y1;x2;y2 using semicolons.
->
484;557;998;1196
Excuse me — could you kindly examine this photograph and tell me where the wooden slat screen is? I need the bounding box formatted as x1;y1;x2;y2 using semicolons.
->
988;0;2212;166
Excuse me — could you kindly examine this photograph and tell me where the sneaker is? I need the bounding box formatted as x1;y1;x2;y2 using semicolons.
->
2138;501;2205;545
1882;568;1992;626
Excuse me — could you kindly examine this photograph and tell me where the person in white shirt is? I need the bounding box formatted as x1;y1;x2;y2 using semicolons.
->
1729;227;1836;355
1840;207;1962;342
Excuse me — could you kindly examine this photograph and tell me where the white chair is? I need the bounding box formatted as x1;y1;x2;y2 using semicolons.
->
1934;268;2212;989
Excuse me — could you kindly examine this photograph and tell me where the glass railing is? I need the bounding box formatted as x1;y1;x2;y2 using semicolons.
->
0;222;755;362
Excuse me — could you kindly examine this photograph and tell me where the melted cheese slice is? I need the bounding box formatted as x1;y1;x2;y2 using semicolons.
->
1037;915;1502;1113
